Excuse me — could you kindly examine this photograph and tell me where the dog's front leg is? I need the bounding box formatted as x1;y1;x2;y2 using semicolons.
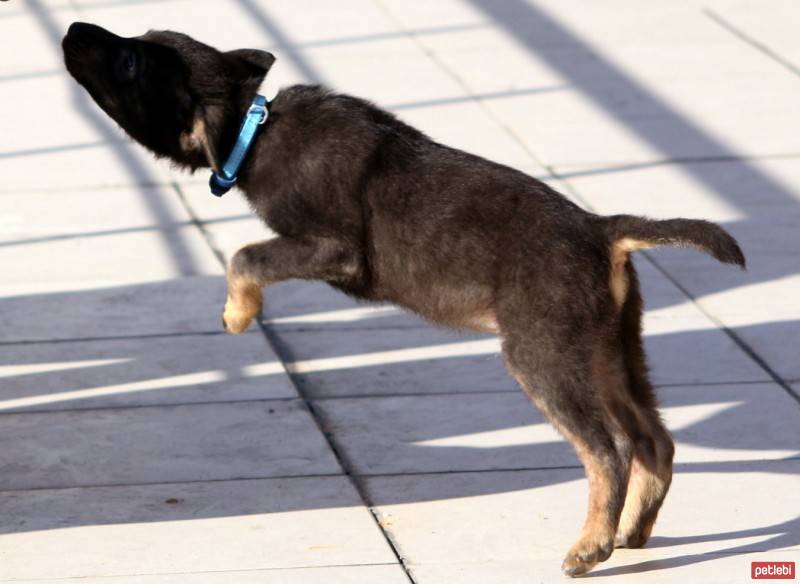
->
223;236;358;333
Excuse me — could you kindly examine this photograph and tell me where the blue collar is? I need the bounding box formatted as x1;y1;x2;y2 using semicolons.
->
209;94;268;197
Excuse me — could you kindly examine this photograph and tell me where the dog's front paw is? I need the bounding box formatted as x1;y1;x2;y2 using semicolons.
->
561;536;614;577
222;297;259;334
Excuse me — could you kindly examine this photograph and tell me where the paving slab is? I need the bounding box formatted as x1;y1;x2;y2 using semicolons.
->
0;565;409;584
389;99;542;173
274;308;766;400
642;310;767;386
0;477;397;580
0;400;340;490
72;0;277;52
365;461;800;580
0;332;294;412
4;2;799;583
242;0;395;50
302;34;463;106
380;3;659;166
0;184;220;284
5;565;408;584
0;8;171;193
554;163;746;223
276;327;514;398
316;383;799;475
679;312;800;383
74;0;392;89
658;383;800;462
553;159;798;255
0;4;76;76
705;0;800;73
374;0;490;34
1;77;123;153
444;1;800;165
0;185;197;240
177;181;276;261
0;276;229;343
0;228;219;286
382;1;684;168
0;137;169;192
409;552;800;584
319;392;566;474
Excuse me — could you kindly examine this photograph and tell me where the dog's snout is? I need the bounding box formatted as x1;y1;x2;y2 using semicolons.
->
67;21;91;38
62;22;119;56
63;22;123;79
66;22;110;41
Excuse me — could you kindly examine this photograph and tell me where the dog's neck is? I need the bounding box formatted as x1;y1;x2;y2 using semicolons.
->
208;93;269;196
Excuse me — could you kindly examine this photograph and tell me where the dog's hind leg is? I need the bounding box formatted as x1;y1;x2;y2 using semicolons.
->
614;410;673;549
614;263;675;548
501;325;634;577
223;236;360;333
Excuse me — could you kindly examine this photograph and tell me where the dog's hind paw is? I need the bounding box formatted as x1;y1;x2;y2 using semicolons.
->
614;523;653;549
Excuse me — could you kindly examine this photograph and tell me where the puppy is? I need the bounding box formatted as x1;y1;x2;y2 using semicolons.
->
62;22;745;576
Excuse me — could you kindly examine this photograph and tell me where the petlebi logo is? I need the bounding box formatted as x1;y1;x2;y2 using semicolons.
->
751;561;796;580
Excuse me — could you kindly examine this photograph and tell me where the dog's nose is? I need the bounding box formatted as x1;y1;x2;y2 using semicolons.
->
67;21;106;39
63;22;118;50
67;21;89;37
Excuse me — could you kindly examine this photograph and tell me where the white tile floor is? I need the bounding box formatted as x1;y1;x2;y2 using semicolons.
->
1;1;798;582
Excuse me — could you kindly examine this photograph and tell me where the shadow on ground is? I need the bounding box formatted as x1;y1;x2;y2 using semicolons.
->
3;0;798;577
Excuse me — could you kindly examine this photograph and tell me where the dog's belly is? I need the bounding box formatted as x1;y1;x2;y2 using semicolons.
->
457;309;500;334
411;303;500;334
374;276;500;334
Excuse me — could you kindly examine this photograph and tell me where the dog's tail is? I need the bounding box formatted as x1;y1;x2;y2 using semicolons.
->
604;214;746;268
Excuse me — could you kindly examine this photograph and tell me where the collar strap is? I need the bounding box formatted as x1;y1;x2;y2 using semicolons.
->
209;94;268;197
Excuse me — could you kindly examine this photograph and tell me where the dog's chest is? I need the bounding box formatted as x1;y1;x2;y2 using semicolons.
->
243;185;356;242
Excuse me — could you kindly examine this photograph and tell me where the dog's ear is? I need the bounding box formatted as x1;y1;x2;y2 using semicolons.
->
179;49;274;170
227;48;276;80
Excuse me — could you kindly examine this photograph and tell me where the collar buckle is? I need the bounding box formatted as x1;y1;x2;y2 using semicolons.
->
248;102;268;125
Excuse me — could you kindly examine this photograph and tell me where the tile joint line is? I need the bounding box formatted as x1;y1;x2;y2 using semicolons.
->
171;181;418;584
703;8;800;81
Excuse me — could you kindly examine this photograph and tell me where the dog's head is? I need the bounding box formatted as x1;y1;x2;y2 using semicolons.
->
62;22;275;170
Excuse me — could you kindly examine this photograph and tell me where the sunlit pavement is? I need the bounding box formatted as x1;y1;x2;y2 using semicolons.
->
1;1;799;582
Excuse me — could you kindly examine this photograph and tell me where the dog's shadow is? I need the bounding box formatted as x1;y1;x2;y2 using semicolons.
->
588;516;800;577
1;278;798;578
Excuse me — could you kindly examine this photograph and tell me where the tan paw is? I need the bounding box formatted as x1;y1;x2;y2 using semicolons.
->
561;537;613;577
222;298;259;334
615;522;653;549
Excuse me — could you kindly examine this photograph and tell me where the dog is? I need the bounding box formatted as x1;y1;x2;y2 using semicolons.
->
62;22;745;576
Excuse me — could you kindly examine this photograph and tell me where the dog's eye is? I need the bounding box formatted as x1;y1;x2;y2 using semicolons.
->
124;53;136;75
